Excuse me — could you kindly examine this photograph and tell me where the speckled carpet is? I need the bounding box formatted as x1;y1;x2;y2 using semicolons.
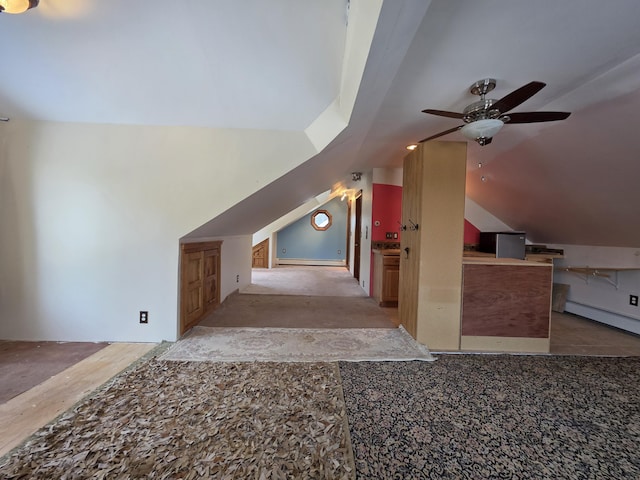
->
4;354;640;479
339;355;640;479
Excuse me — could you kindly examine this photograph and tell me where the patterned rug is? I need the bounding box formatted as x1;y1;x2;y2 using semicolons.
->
0;360;355;479
339;355;640;479
160;326;434;362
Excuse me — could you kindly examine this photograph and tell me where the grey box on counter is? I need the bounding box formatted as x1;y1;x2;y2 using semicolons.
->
478;232;526;260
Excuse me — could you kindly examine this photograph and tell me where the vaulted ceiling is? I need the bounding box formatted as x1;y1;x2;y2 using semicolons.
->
2;0;640;247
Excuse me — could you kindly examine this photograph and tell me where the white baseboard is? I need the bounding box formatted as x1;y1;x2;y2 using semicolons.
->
276;258;346;267
565;301;640;335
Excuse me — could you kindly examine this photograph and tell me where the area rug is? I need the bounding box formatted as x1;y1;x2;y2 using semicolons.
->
339;355;640;479
0;360;355;479
160;326;434;362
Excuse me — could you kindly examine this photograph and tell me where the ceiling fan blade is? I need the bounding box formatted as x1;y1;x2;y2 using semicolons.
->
421;109;464;119
503;111;571;123
491;81;546;114
418;125;463;143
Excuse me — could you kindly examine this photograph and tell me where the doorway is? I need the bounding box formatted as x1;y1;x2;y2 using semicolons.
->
353;192;362;282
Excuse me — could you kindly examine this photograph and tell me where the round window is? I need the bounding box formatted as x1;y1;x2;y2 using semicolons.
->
311;209;332;231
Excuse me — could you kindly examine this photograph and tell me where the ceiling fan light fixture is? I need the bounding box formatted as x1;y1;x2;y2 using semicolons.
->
460;118;504;142
0;0;38;14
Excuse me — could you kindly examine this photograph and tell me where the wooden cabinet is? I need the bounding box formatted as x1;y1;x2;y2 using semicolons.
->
460;258;552;353
180;241;222;335
373;251;400;306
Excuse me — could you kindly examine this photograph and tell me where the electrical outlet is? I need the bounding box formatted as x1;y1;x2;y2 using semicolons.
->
139;311;148;324
236;274;239;283
337;249;341;254
282;248;286;254
630;295;638;307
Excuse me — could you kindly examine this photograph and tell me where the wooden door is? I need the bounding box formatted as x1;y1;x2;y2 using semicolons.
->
182;251;204;330
180;241;222;335
203;249;220;310
252;239;269;268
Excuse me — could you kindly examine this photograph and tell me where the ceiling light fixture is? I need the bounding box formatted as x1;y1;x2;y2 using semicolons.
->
0;0;38;14
406;144;418;151
460;119;504;146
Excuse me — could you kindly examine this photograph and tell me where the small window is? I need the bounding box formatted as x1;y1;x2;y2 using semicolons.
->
311;209;332;231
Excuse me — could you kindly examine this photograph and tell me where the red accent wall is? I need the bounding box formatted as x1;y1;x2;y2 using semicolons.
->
464;219;481;244
372;183;403;241
368;183;481;296
370;183;403;295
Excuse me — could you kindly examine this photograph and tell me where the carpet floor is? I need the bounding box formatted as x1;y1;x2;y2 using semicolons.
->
339;355;640;479
198;294;395;329
4;354;640;479
0;359;354;479
242;266;367;297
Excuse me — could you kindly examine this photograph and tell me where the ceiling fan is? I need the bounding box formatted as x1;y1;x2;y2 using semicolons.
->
420;78;571;146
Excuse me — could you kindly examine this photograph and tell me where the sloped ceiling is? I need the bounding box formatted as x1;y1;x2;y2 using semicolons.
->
2;0;640;247
0;0;347;130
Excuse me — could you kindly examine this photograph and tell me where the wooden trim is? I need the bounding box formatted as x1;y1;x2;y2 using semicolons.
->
311;209;332;231
182;241;222;254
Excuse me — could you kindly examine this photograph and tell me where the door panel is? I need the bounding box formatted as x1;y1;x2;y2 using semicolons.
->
184;251;204;326
252;239;269;268
180;241;222;335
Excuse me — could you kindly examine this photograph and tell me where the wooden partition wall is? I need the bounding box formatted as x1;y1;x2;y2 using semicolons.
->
180;241;222;335
398;141;467;350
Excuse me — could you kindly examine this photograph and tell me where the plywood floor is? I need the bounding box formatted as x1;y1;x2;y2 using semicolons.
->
0;342;156;457
550;311;640;355
0;340;109;403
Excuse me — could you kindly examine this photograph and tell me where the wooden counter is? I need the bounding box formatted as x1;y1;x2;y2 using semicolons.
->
460;257;553;353
372;249;400;306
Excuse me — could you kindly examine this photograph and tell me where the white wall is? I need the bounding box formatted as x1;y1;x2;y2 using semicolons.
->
218;236;253;300
0;120;315;342
0;4;385;342
464;197;513;232
373;167;403;186
551;244;640;334
356;171;374;292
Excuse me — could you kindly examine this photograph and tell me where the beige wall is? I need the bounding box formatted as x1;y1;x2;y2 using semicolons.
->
0;120;315;342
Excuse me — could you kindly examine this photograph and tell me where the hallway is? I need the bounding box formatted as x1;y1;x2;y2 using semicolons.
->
200;265;640;357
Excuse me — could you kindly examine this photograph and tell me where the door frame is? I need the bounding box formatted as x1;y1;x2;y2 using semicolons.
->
353;191;362;282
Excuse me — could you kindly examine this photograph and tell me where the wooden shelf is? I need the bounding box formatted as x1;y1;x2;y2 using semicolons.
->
556;266;640;289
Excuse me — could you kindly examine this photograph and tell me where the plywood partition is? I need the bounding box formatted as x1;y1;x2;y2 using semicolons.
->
399;141;467;350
